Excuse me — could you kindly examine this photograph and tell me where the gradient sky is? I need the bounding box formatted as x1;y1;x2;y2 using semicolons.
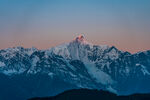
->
0;0;150;53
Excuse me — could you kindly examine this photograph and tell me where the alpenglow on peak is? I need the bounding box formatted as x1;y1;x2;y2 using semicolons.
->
74;34;88;44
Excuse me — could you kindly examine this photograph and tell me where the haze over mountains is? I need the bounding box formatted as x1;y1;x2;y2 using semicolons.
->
0;35;150;100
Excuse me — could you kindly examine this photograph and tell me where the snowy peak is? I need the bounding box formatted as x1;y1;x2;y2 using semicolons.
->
75;35;84;42
73;35;89;44
49;35;123;61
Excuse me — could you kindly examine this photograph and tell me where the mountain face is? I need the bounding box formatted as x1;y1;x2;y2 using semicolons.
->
0;35;150;100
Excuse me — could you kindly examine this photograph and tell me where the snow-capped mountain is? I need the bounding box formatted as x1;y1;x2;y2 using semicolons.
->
0;35;150;100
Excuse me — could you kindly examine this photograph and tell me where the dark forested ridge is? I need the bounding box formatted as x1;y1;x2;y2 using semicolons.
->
29;89;150;100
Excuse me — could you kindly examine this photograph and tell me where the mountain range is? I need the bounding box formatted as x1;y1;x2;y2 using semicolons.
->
0;35;150;100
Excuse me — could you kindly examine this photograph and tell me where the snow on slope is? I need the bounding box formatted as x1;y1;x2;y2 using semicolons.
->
84;61;115;85
0;61;5;67
136;64;150;75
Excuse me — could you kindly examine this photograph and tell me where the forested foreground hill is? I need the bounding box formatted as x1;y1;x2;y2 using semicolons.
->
29;89;150;100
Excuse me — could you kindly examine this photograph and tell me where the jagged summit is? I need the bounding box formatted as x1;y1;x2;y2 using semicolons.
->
75;35;84;41
73;34;88;44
